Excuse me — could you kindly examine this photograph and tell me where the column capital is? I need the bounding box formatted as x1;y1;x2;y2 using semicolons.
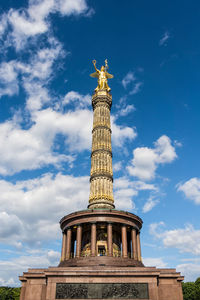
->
63;226;72;233
132;226;141;234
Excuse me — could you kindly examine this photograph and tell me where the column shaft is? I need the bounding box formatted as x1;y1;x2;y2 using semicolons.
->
76;225;82;258
131;228;138;260
107;223;113;256
88;92;115;210
137;232;142;262
61;232;67;261
91;223;97;256
121;225;128;258
66;228;72;260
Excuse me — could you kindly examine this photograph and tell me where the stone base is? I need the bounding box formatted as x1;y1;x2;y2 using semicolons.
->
58;256;144;268
19;261;184;300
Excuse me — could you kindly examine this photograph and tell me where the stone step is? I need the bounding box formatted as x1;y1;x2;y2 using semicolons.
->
58;256;144;268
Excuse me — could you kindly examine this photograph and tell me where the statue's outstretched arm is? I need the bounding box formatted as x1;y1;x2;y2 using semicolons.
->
93;60;99;73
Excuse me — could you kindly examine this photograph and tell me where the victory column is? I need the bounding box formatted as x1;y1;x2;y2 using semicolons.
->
19;60;184;300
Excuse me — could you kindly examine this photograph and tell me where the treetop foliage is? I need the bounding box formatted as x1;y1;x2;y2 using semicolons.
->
182;277;200;300
0;287;20;300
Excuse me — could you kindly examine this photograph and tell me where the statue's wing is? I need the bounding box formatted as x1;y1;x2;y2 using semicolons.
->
106;72;114;79
90;72;99;78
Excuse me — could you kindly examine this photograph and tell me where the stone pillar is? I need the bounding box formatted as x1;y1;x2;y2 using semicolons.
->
91;223;96;256
107;223;113;256
61;232;67;261
121;225;128;258
137;231;142;261
131;228;138;260
19;283;26;300
66;227;72;260
76;225;82;258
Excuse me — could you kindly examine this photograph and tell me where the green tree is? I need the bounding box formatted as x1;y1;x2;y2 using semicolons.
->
182;282;196;300
0;287;14;300
194;278;200;299
0;287;20;300
195;277;200;286
12;288;21;300
182;277;200;300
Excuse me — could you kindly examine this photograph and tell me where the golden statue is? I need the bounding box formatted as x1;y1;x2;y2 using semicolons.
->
90;59;113;92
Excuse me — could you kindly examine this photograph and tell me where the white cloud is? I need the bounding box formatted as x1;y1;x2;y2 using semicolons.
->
122;71;142;95
0;249;60;286
0;173;157;266
113;162;122;172
127;135;177;181
149;221;165;237
24;82;51;112
63;91;91;108
0;173;89;246
114;176;157;211
155;135;177;163
24;40;63;80
177;177;200;205
159;31;170;46
0;61;19;97
122;71;136;89
143;257;167;268
1;0;92;50
0;115;74;175
33;108;93;153
0;38;64;107
0;28;136;176
150;222;200;255
130;82;143;95
114;187;137;211
117;104;135;117
8;7;48;35
0;277;16;287
142;196;159;213
0;108;90;175
174;140;182;147
176;263;200;282
127;147;157;180
0;14;8;37
133;181;158;191
111;116;137;147
57;0;89;16
0;1;98;176
20;39;64;111
0;212;23;239
0;102;139;175
118;95;127;105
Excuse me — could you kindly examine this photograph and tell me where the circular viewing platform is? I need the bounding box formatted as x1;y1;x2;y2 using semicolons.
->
59;209;144;267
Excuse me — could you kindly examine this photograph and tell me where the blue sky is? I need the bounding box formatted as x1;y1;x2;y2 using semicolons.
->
0;0;200;286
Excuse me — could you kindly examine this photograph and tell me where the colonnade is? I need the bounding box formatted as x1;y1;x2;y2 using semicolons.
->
61;222;142;262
